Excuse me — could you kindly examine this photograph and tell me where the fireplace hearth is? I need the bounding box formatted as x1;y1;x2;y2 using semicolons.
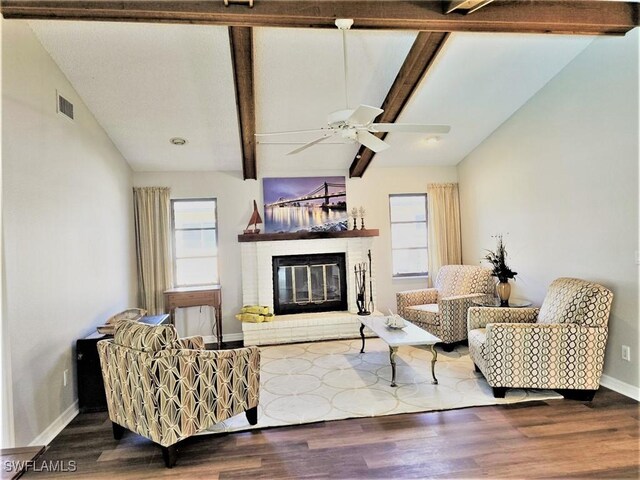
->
272;253;347;315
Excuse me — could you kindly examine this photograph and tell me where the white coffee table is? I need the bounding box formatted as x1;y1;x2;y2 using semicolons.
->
359;316;441;387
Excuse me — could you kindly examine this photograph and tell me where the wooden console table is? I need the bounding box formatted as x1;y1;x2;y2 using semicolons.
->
164;285;223;349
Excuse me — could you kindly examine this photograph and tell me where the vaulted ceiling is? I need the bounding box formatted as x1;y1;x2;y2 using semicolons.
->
10;1;638;179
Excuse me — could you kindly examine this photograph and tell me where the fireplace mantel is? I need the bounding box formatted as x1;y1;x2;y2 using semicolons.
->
238;229;379;242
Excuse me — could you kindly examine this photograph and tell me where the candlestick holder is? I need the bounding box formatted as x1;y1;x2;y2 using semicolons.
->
351;207;359;230
359;206;366;230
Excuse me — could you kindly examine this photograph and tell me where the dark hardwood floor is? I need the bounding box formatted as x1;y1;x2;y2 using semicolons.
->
0;446;45;480
22;388;639;479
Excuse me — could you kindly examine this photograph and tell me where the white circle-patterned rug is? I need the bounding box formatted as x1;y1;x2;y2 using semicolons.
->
203;338;561;434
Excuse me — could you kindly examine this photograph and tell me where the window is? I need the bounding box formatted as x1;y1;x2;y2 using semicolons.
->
389;194;428;277
171;198;219;287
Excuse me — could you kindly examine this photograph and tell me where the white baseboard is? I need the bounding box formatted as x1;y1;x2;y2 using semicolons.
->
203;332;244;344
29;400;79;447
600;374;640;401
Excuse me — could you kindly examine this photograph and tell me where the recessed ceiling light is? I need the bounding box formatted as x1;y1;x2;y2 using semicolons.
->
170;137;187;146
424;136;440;146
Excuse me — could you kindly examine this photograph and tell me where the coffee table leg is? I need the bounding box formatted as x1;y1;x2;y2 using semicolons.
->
430;344;438;385
389;346;399;387
359;323;366;353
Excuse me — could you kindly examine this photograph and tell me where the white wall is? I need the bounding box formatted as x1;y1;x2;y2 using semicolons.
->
133;165;457;338
348;166;458;311
458;30;639;390
2;20;137;445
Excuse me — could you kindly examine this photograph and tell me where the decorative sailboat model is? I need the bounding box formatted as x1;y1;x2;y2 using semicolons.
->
244;200;263;234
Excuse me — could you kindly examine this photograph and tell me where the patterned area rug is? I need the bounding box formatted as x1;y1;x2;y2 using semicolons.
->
203;338;560;434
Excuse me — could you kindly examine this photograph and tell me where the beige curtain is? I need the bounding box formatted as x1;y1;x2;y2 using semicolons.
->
133;187;173;315
427;183;462;286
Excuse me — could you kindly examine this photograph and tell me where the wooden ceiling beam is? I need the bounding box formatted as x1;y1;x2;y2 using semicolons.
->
349;32;449;178
229;26;256;180
2;1;638;36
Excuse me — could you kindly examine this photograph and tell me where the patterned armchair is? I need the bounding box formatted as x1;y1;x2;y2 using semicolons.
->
468;277;612;400
397;265;494;350
97;320;260;468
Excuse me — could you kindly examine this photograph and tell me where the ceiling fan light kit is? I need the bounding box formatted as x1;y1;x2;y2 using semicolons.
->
254;18;450;156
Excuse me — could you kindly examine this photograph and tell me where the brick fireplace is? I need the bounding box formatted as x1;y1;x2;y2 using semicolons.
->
238;230;379;345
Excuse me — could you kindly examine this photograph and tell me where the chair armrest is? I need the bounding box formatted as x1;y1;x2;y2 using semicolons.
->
485;323;607;389
440;293;485;302
397;288;438;314
438;294;485;321
176;335;205;350
467;306;539;331
173;345;259;365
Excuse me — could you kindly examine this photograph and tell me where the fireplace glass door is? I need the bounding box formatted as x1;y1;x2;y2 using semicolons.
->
273;253;347;315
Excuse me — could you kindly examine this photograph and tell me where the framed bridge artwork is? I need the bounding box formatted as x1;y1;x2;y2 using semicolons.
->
263;176;348;233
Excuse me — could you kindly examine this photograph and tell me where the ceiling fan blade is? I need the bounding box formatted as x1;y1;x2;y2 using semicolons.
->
356;131;390;153
286;134;334;155
255;128;330;137
369;124;451;134
347;105;384;126
257;141;348;145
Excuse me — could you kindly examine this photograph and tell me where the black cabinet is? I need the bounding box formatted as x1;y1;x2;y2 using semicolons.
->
76;314;169;413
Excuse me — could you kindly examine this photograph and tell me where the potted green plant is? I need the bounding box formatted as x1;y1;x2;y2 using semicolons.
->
484;235;517;306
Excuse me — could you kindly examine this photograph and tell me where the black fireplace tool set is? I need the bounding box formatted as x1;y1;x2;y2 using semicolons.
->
355;249;374;315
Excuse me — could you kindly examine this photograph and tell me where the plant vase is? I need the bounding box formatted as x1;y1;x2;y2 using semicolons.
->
484;235;517;306
496;280;511;307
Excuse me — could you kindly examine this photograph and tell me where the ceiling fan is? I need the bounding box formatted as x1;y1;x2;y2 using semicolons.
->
255;19;451;155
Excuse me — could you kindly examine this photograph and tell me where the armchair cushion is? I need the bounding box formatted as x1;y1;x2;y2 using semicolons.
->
408;304;439;314
538;277;613;326
176;335;205;350
435;265;494;298
114;320;178;352
468;328;488;370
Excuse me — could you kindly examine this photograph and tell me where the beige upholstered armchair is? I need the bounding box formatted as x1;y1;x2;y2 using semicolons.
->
397;265;494;350
468;277;613;400
97;320;260;468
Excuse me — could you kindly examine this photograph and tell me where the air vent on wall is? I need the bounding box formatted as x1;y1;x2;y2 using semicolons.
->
56;91;74;120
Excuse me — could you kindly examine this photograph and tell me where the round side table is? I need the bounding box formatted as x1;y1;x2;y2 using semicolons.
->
472;295;532;308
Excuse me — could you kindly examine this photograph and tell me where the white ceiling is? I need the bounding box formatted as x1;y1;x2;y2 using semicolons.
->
28;20;593;174
375;32;594;167
29;21;243;172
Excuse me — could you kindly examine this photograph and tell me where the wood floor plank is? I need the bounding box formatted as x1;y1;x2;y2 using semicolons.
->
234;421;363;447
307;425;437;449
517;415;636;437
